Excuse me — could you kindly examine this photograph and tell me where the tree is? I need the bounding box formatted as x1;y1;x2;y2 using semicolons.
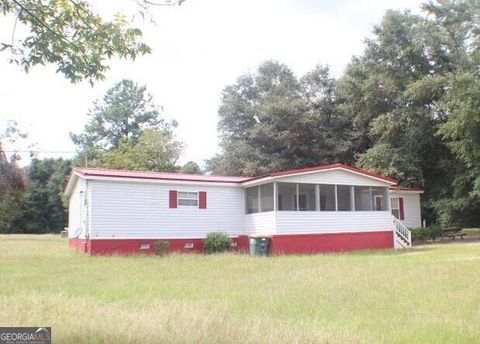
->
0;142;25;232
11;158;72;233
0;122;27;232
179;161;202;174
339;1;480;226
208;61;350;176
71;79;176;152
438;74;480;197
0;0;152;84
102;128;182;172
0;120;32;162
433;73;480;226
299;65;354;164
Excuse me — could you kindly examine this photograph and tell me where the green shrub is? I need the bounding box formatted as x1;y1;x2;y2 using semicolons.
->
411;228;428;242
410;228;421;242
411;225;443;242
429;225;443;241
204;232;231;254
154;240;170;256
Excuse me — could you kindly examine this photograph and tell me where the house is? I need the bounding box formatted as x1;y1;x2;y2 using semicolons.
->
65;163;423;255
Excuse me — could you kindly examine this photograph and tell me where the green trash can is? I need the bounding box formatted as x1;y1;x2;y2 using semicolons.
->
249;237;270;256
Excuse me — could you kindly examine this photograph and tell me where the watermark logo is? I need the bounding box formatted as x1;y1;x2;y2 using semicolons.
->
0;327;51;344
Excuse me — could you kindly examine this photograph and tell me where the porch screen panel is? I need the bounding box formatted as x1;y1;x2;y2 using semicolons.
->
354;186;372;211
337;185;352;211
319;184;335;211
246;186;259;214
298;184;316;211
277;183;296;211
372;187;388;211
260;183;274;212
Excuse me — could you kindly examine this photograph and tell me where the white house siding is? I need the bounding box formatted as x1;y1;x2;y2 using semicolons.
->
68;178;87;238
275;169;390;187
244;212;276;236
390;192;422;228
88;179;245;239
275;211;393;234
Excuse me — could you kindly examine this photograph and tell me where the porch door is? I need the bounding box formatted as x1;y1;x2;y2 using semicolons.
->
374;195;383;211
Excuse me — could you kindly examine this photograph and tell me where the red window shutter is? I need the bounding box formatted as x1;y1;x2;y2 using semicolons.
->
169;190;178;208
399;197;405;220
199;191;207;209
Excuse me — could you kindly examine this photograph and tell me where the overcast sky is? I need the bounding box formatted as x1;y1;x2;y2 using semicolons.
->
0;0;423;167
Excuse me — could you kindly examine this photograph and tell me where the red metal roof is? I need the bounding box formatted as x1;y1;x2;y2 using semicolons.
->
72;167;253;183
72;163;398;185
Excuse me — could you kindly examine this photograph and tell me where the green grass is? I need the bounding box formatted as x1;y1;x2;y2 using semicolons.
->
1;236;480;343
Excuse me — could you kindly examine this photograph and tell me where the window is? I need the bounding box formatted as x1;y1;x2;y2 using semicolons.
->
178;191;198;206
354;186;372;211
337;185;352;211
260;183;274;212
319;184;336;211
391;197;400;218
246;187;259;214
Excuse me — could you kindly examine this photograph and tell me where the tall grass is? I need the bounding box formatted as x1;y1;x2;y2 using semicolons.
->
0;235;479;343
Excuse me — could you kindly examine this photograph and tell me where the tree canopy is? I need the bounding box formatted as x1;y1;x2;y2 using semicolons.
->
0;0;152;84
71;79;182;172
179;161;202;174
102;128;182;172
207;61;351;176
0;142;25;232
71;79;176;151
11;158;71;233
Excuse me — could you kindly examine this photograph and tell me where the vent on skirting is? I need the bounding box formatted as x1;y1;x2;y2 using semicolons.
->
184;242;194;249
140;243;150;250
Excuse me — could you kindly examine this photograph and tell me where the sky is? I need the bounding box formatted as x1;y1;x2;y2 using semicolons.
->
0;0;423;168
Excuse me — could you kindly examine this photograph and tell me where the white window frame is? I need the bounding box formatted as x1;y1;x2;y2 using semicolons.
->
390;197;400;218
178;191;199;207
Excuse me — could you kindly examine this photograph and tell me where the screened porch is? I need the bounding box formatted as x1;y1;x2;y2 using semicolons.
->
245;182;389;214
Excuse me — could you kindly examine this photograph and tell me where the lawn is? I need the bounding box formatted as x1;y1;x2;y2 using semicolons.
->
0;236;479;343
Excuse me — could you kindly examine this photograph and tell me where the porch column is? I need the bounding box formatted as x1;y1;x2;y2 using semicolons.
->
369;187;373;211
296;184;300;211
351;186;355;211
315;184;320;211
334;185;338;211
258;186;262;212
273;182;277;211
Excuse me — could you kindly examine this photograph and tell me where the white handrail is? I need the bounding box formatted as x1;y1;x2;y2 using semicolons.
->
392;216;411;247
